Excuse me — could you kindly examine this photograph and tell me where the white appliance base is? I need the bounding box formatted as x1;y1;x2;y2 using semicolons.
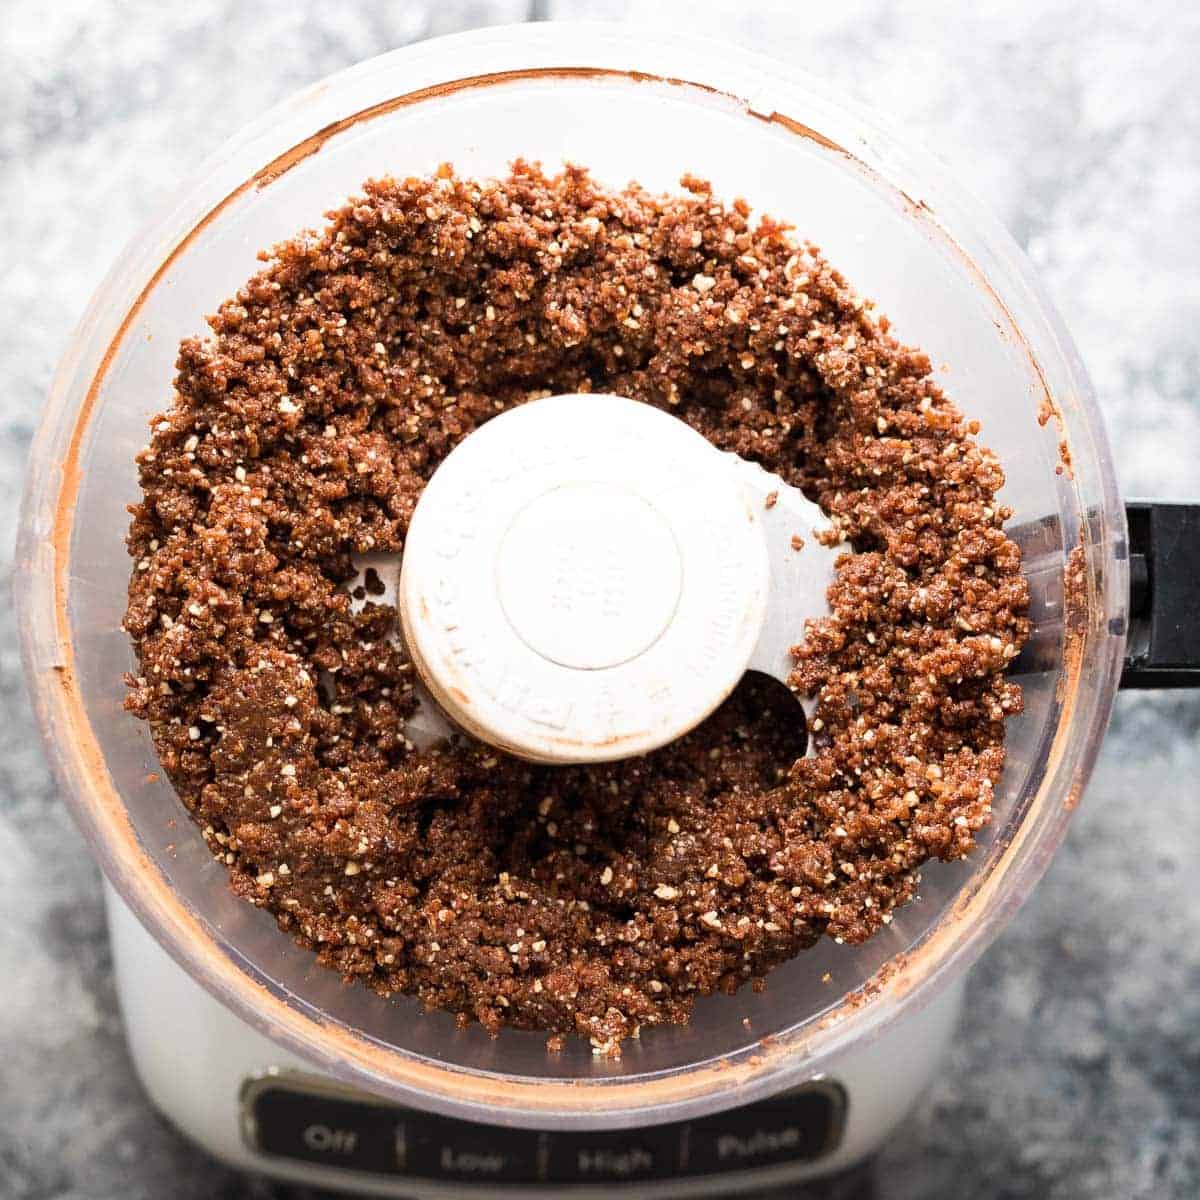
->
107;884;964;1196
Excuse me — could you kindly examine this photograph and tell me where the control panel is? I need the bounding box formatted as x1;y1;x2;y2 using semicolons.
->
240;1071;846;1189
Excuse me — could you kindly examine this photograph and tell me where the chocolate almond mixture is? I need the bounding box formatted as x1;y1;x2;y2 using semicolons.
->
124;164;1029;1052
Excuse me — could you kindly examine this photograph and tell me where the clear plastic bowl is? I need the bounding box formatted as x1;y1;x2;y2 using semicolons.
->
16;25;1126;1129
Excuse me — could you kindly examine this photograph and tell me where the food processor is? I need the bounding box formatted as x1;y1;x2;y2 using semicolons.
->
16;23;1200;1196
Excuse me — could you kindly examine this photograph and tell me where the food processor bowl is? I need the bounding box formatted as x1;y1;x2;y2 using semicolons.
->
15;24;1126;1129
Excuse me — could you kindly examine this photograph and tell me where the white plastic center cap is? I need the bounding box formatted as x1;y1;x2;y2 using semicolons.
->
496;482;683;670
399;393;770;763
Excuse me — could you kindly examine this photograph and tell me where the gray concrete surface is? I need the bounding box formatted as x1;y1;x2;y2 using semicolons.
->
1;2;1197;1197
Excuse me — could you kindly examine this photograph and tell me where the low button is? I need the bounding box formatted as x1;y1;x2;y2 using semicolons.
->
405;1117;542;1183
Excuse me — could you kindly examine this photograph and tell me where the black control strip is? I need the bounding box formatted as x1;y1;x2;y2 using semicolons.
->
241;1073;846;1187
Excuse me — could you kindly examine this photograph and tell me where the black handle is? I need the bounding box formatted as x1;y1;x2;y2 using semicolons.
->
1120;501;1200;689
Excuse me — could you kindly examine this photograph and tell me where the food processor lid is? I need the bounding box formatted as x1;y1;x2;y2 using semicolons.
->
399;391;842;763
14;23;1129;1129
401;392;770;762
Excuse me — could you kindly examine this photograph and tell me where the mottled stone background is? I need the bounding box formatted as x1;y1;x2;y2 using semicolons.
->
2;3;1197;1198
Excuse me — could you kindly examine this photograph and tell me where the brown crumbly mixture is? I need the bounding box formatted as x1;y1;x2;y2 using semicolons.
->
124;163;1029;1052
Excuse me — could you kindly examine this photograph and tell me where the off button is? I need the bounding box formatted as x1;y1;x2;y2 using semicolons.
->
244;1082;399;1175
